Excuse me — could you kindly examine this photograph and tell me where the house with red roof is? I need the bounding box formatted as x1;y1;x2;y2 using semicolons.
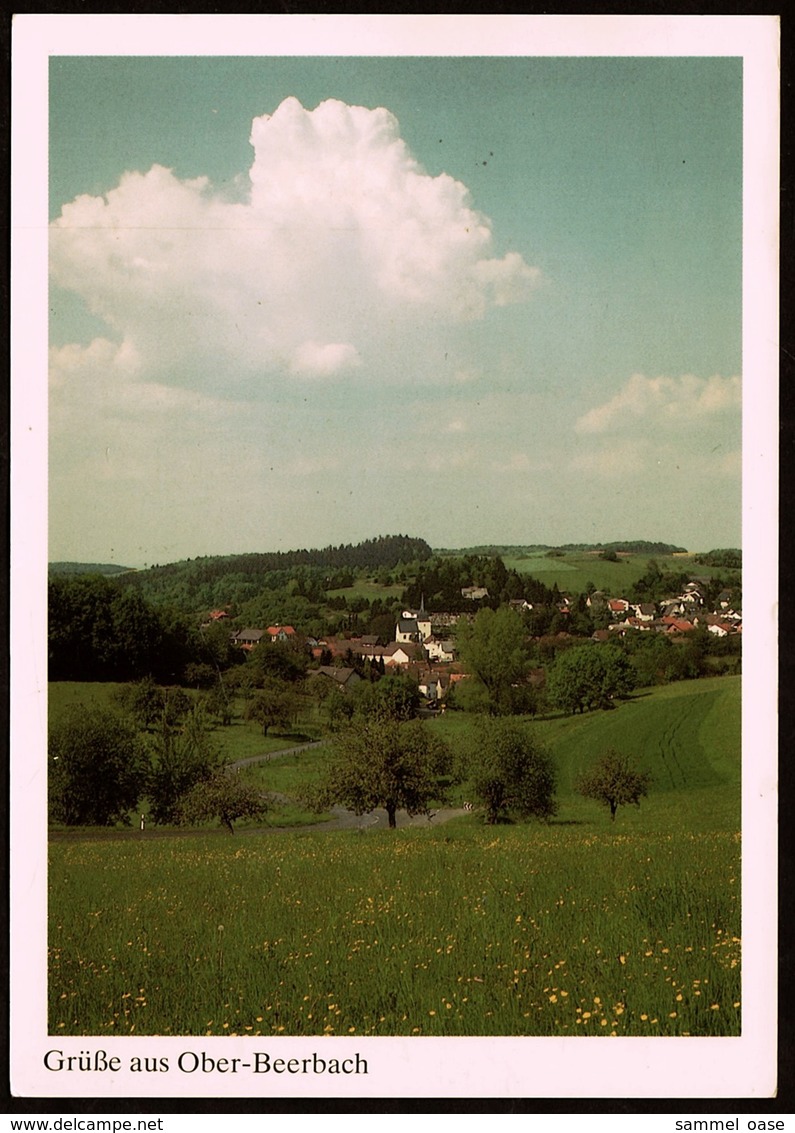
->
267;625;296;642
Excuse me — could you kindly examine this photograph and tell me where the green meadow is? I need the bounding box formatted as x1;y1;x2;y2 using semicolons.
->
500;551;725;595
48;676;741;1037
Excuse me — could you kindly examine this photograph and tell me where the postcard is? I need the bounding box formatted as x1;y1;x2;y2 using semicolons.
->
10;14;779;1103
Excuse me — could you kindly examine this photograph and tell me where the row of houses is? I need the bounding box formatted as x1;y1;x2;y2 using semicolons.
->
593;613;741;641
587;581;742;639
309;663;460;703
228;624;298;650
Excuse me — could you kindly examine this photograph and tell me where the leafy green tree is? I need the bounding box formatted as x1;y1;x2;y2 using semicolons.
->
576;748;652;821
177;769;269;833
547;644;635;714
249;639;308;684
465;717;557;825
315;717;451;828
146;705;222;824
117;679;192;731
321;684;356;732
49;707;149;826
456;606;531;714
202;681;235;726
353;672;419;722
224;664;257;701
115;675;163;729
196;619;238;671
184;662;218;690
245;679;300;735
48;574;193;682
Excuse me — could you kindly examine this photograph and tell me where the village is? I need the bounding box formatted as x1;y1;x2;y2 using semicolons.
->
213;575;742;706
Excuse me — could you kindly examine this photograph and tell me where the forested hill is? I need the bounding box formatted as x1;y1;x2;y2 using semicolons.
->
49;562;134;576
139;534;432;577
107;534;431;609
437;540;688;556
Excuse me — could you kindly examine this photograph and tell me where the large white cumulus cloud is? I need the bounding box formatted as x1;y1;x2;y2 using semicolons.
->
50;96;538;386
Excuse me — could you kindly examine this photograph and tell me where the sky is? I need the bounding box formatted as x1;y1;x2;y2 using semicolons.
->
47;51;746;566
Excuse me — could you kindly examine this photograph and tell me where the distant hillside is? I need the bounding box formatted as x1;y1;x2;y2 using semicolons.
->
693;549;742;569
437;540;689;557
49;562;134;576
136;534;433;578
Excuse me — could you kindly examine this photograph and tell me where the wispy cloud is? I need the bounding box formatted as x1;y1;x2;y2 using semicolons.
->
574;373;741;435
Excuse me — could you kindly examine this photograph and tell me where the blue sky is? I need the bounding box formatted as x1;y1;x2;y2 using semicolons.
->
48;52;744;565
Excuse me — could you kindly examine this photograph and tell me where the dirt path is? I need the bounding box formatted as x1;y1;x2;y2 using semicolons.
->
230;739;328;770
49;734;470;841
293;804;469;834
49;803;470;842
234;740;469;832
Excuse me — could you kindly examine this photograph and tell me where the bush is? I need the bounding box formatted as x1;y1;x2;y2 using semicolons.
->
49;707;149;826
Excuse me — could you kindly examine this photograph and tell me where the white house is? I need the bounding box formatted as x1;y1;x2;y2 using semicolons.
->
425;637;456;663
395;615;420;643
396;601;432;643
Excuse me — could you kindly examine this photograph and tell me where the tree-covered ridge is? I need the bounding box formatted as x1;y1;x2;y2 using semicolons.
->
693;549;742;569
110;535;430;609
49;562;134;576
436;540;689;557
138;534;431;578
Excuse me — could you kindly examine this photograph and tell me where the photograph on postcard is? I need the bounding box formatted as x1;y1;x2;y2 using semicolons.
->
46;49;745;1035
10;14;778;1099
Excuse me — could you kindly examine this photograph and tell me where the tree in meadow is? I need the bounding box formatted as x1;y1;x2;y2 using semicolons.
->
177;769;269;833
314;716;451;828
575;748;652;821
466;716;557;825
146;704;222;825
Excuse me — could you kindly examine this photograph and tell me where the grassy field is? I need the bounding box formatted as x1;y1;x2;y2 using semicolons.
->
430;676;740;821
325;580;406;601
48;682;326;827
500;551;727;595
49;823;740;1037
48;676;741;1037
48;682;321;760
